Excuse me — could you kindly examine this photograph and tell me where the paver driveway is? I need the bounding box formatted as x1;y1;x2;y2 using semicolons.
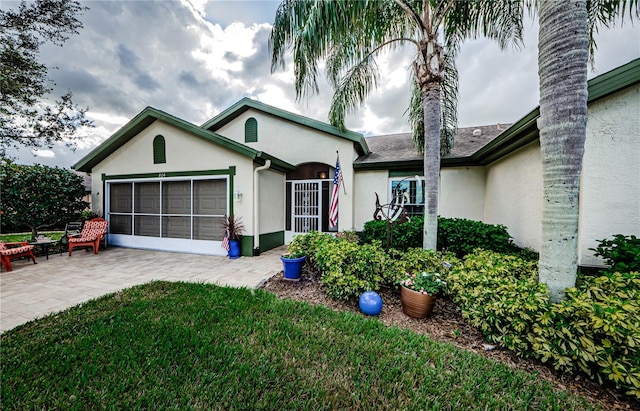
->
0;246;286;334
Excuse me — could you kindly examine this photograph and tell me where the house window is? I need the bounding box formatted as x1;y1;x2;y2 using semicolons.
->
153;135;166;164
245;117;258;143
390;177;425;217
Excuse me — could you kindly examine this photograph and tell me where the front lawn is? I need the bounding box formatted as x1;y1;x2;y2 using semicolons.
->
1;282;594;410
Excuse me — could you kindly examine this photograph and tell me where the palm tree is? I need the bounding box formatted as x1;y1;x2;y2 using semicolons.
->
270;0;523;250
536;0;639;301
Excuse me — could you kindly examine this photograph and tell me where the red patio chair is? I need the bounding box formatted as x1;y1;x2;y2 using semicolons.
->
68;218;108;256
0;241;37;272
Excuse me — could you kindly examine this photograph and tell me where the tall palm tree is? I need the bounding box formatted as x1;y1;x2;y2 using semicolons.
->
536;0;638;302
270;0;523;250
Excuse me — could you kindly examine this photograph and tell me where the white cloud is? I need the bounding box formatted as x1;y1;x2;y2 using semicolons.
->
31;149;55;158
6;0;638;169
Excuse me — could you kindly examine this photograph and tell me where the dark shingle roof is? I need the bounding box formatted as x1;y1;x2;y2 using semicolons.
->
355;124;511;165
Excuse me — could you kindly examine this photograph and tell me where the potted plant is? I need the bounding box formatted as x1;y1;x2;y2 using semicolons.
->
280;251;306;281
220;215;244;259
398;271;446;319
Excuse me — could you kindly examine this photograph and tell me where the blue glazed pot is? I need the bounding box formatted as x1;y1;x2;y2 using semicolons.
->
281;255;306;281
359;291;383;316
228;239;241;259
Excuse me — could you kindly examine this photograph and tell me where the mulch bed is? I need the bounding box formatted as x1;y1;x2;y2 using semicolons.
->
260;269;639;410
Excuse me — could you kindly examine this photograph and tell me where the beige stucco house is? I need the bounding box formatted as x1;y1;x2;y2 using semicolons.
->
74;58;639;267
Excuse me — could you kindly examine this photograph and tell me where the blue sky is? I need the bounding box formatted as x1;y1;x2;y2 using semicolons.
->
5;0;639;167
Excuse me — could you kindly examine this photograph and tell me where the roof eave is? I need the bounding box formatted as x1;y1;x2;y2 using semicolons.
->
202;97;370;156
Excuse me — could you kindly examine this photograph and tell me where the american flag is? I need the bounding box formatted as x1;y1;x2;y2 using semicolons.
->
329;154;342;228
221;229;230;251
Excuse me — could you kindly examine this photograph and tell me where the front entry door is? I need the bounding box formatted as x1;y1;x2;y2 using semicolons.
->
291;181;321;233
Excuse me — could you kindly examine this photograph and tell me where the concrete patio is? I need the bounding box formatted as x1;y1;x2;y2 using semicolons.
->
0;245;286;334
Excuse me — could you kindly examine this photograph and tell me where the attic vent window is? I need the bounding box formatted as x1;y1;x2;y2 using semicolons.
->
153;135;166;164
472;129;482;136
245;117;258;143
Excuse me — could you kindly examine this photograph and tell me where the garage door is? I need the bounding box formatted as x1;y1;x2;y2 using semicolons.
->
106;177;228;255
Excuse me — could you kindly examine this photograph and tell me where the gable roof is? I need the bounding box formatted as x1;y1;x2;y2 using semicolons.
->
354;124;510;170
202;97;370;156
354;57;640;170
73;107;296;173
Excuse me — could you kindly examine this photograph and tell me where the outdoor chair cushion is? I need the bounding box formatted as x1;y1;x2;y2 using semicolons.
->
0;241;37;272
68;218;108;256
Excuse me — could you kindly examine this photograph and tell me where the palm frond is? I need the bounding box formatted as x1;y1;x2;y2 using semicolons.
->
586;0;640;63
442;0;525;52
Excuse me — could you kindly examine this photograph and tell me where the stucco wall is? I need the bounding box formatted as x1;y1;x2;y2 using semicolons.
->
90;119;256;234
579;85;640;267
483;141;543;251
258;169;285;234
440;167;486;221
216;110;358;230
353;170;389;230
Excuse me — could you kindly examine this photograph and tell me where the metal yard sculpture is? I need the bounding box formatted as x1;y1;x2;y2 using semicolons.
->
373;179;411;250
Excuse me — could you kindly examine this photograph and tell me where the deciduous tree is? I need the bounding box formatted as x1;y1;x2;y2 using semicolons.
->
0;160;88;238
0;0;93;157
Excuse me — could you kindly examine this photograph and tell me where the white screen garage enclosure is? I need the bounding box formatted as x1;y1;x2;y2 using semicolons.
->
106;177;228;255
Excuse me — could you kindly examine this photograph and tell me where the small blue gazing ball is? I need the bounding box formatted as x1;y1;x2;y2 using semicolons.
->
359;291;383;316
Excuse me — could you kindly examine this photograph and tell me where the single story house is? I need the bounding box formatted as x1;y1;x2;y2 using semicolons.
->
74;58;639;267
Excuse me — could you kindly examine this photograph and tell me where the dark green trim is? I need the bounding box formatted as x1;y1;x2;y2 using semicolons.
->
388;170;424;178
587;58;640;103
73;107;295;173
102;168;235;181
240;236;253;257
259;231;285;252
354;160;423;171
355;58;640;169
470;108;540;166
201;97;370;156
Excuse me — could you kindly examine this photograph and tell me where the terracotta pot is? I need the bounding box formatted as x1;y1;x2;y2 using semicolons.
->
400;285;436;319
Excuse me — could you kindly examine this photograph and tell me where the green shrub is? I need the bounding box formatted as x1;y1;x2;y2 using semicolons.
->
437;218;518;258
388;247;458;282
287;231;335;271
316;240;393;300
289;232;455;301
590;234;640;273
447;250;640;398
362;216;519;257
361;217;423;250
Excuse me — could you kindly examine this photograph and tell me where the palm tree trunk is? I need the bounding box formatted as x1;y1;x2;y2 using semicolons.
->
422;84;441;251
537;0;589;302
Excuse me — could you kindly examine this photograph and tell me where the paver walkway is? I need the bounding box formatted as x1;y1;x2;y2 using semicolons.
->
0;246;286;334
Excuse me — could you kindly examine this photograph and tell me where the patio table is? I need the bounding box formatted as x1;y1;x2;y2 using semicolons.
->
28;239;56;260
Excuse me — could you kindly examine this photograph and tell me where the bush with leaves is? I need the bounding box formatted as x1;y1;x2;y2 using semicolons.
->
362;217;423;250
437;217;519;258
447;250;640;398
362;216;520;258
0;160;88;238
314;240;394;300
590;234;640;273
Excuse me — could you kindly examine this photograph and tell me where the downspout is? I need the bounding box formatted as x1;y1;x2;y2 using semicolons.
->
253;159;271;256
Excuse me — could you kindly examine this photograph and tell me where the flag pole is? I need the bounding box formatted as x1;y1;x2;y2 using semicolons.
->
337;150;347;194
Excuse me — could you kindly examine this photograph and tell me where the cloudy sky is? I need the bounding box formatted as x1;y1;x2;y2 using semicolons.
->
6;0;640;168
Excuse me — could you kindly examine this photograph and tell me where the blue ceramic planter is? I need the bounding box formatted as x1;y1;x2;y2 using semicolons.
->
359;291;383;316
281;255;306;281
228;239;241;259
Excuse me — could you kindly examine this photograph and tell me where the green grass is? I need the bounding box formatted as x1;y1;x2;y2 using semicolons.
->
0;231;64;243
1;282;595;410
